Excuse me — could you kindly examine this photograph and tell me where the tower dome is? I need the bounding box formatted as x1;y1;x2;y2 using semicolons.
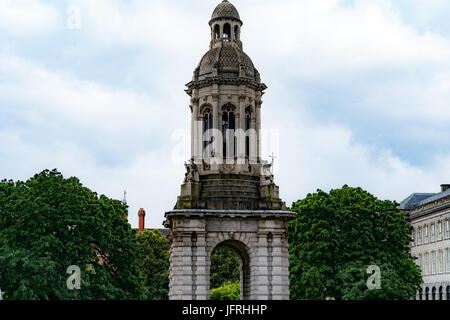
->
196;44;260;82
210;0;241;25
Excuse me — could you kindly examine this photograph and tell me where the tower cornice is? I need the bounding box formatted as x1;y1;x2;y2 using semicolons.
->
185;77;267;96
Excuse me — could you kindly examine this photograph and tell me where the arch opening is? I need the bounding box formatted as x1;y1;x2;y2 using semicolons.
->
223;23;231;40
214;24;220;39
209;240;250;300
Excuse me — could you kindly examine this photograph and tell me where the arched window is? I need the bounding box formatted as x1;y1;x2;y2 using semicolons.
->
447;286;450;300
223;23;231;39
432;287;436;300
214;24;220;39
245;109;251;159
234;25;239;40
222;105;235;159
203;108;213;158
418;288;423;300
439;286;443;300
425;287;429;300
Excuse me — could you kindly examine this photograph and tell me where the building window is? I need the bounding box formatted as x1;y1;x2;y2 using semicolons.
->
214;24;220;39
439;250;443;274
245;109;251;159
425;253;429;275
418;227;422;245
424;225;429;243
431;223;435;242
222;105;235;159
438;221;442;240
418;254;422;273
446;220;450;239
203;108;213;158
412;228;415;246
446;248;450;273
431;251;436;275
223;23;231;39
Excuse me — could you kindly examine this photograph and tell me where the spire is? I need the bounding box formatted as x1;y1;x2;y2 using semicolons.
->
122;190;127;205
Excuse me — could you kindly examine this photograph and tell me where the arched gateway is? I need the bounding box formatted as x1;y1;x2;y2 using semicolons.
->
164;0;295;300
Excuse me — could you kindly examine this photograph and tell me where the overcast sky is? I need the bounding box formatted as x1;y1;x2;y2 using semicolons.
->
1;0;449;228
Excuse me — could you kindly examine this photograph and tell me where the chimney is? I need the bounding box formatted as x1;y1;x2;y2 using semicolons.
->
138;208;146;232
441;184;450;192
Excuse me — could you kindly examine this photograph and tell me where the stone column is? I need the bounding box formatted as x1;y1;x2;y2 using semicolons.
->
237;95;246;164
255;98;262;161
194;232;209;300
249;117;257;164
252;233;270;300
212;94;221;160
192;100;201;163
271;233;290;300
169;232;193;300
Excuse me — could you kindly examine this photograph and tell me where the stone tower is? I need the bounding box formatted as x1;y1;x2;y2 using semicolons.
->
164;0;295;300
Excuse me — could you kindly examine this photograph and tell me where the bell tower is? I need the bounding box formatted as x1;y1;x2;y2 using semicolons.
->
164;0;295;300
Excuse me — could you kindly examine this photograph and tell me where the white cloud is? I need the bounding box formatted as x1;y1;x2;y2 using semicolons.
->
0;0;60;35
1;0;450;228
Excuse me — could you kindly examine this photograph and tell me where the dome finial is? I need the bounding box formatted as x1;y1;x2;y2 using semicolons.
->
210;0;242;26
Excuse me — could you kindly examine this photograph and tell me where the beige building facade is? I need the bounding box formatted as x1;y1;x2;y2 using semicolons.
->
400;184;450;300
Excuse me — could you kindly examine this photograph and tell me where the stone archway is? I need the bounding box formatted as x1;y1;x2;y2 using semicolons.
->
164;209;293;300
209;240;251;300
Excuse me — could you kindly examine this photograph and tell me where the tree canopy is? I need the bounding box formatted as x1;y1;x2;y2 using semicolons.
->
135;229;170;300
210;246;240;290
0;169;145;300
210;281;240;300
288;185;422;300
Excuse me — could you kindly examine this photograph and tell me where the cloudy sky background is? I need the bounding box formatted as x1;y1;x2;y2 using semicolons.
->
1;0;449;228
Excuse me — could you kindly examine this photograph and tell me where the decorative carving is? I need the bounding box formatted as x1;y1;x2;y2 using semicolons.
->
220;164;235;173
203;160;211;171
261;161;274;185
184;160;199;183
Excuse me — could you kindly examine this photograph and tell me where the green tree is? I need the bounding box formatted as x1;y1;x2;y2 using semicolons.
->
210;281;240;300
289;185;422;300
210;246;240;289
0;169;145;300
135;229;170;300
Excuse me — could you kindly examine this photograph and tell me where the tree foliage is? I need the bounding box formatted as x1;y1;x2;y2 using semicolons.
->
288;185;422;300
210;246;240;289
210;281;240;300
135;229;170;300
0;169;145;300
